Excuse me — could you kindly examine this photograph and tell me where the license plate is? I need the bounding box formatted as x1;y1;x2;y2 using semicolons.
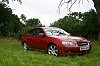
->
80;46;89;51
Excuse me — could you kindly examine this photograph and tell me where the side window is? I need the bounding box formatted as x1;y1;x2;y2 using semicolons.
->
28;29;38;36
28;28;44;36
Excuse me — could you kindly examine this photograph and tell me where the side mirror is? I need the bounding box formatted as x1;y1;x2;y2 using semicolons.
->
68;33;70;36
39;33;45;37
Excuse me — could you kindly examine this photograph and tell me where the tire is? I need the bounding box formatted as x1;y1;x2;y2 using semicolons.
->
48;44;58;56
23;42;29;50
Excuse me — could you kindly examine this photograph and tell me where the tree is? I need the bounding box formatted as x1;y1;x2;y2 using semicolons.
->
93;0;100;40
2;0;100;40
0;1;43;39
0;2;24;37
20;14;26;23
1;0;22;4
82;9;98;39
58;0;100;40
25;18;41;28
50;9;98;40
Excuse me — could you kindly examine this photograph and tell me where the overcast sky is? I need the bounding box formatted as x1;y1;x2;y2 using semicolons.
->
6;0;95;26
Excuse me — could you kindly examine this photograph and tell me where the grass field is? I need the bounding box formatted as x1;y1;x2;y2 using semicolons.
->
0;38;100;66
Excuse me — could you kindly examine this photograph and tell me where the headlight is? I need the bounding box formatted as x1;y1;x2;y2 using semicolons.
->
62;41;74;46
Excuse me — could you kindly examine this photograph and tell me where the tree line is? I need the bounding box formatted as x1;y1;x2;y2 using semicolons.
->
0;2;99;40
0;2;42;39
50;9;99;40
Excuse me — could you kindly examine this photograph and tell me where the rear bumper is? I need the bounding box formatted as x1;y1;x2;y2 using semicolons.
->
58;45;91;55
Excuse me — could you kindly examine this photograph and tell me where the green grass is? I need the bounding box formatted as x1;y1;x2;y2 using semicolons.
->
0;38;100;66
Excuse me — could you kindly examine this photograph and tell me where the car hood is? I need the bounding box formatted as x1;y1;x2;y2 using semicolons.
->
51;36;88;42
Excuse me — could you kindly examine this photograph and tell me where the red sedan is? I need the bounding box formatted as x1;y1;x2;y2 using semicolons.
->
21;27;91;56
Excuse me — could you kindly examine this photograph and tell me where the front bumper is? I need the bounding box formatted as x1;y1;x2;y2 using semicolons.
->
58;45;91;55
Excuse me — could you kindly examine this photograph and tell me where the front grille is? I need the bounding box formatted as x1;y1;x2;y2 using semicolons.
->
77;42;89;46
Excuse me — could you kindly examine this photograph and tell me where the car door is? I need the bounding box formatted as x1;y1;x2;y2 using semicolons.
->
36;28;49;51
36;36;48;51
26;28;39;49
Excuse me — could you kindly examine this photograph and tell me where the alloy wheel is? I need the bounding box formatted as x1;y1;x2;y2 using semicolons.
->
48;44;58;56
23;43;28;50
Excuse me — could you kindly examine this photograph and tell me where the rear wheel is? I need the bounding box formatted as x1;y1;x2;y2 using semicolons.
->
48;44;58;56
23;42;29;50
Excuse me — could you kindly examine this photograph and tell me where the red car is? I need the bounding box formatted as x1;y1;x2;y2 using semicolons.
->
21;27;91;56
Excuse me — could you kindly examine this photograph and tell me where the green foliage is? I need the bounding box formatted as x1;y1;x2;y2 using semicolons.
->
50;9;99;40
25;18;41;28
0;38;100;66
0;2;98;40
0;2;24;37
0;2;42;39
82;10;99;39
17;18;42;39
20;14;26;22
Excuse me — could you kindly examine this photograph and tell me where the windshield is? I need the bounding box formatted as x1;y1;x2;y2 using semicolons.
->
43;27;70;36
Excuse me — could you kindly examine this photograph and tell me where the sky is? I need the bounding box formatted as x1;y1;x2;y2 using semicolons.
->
6;0;95;26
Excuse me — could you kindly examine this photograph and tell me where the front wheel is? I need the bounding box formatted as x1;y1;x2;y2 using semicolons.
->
48;44;58;56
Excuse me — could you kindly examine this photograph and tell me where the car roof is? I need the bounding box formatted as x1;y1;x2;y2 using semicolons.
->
39;27;59;29
29;27;59;31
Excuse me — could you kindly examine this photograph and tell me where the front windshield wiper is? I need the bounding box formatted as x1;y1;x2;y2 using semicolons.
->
59;32;66;35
